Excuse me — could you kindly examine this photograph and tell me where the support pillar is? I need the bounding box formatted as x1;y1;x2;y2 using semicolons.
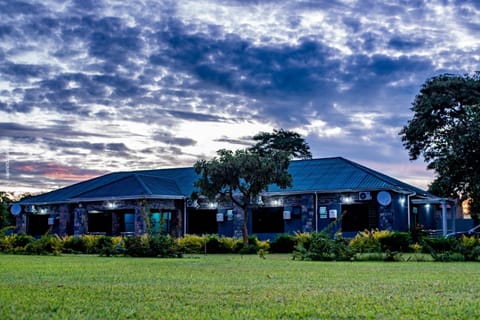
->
441;200;447;236
58;205;69;237
134;206;146;235
16;213;27;234
74;207;87;236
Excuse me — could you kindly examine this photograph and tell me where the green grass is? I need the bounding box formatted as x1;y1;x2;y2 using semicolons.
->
0;254;479;319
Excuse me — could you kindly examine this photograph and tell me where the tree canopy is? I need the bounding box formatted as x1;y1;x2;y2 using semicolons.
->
0;192;16;230
193;129;311;244
250;128;312;159
400;73;480;222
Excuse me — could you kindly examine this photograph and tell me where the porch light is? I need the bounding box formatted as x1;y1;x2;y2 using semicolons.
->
208;202;218;209
399;197;406;206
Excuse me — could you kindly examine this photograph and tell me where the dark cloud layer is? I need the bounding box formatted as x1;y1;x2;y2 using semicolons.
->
1;0;479;193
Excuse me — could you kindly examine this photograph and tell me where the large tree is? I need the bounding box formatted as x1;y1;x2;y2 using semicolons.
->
250;128;312;159
194;129;311;244
0;192;16;230
400;73;480;224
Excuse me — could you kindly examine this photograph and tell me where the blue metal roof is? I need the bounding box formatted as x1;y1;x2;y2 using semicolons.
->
19;157;430;204
268;157;429;195
71;174;184;200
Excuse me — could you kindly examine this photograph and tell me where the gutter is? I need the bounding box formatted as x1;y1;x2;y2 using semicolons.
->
406;192;416;231
68;194;186;203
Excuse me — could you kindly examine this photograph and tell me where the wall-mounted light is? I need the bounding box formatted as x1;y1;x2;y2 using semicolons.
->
104;201;117;209
341;196;353;204
425;203;431;210
399;197;406;206
271;199;283;207
208;202;218;209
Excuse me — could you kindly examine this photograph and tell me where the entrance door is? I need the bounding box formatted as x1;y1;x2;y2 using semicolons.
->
187;209;218;234
88;212;112;235
27;215;50;236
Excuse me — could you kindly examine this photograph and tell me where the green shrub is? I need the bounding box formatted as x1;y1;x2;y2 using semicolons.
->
236;235;260;254
123;235;178;257
379;232;411;253
0;233;35;253
238;244;259;254
421;237;463;262
97;236;115;256
270;234;296;253
293;232;312;250
0;226;15;237
11;233;36;249
431;252;465;262
294;232;353;261
205;235;239;253
123;235;150;257
82;235;102;254
24;235;63;255
349;230;386;253
457;236;480;261
148;234;179;258
176;234;206;254
421;237;457;254
62;236;86;254
218;236;242;253
235;235;269;254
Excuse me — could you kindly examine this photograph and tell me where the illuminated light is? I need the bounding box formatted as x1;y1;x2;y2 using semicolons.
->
399;197;406;206
425;204;431;210
271;199;283;207
208;202;218;209
104;201;117;209
341;196;353;204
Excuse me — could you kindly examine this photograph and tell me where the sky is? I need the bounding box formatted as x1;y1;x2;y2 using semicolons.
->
0;0;479;195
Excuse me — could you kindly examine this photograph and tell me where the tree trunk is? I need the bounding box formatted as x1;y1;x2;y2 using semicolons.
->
242;205;249;244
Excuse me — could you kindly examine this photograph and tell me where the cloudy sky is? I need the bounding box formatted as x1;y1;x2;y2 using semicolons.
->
1;0;479;194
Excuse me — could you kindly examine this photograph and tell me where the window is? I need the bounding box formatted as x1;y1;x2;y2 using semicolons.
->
124;213;134;233
151;212;172;235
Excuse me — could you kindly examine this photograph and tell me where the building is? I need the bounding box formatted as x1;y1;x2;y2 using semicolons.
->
14;157;455;239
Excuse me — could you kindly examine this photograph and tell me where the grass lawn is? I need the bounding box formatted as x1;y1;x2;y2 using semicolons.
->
0;254;479;319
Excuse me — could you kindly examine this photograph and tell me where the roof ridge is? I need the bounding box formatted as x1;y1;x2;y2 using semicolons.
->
73;173;140;199
339;158;429;195
133;174;153;195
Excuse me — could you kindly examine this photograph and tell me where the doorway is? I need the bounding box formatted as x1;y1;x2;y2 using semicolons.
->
341;204;377;232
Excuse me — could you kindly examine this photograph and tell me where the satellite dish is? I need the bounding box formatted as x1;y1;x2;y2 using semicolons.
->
377;191;392;206
10;204;22;216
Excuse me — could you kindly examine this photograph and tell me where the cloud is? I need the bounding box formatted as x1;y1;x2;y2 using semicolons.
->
1;0;478;193
153;130;197;147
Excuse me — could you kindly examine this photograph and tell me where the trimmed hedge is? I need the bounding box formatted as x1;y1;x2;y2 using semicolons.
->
1;231;479;261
